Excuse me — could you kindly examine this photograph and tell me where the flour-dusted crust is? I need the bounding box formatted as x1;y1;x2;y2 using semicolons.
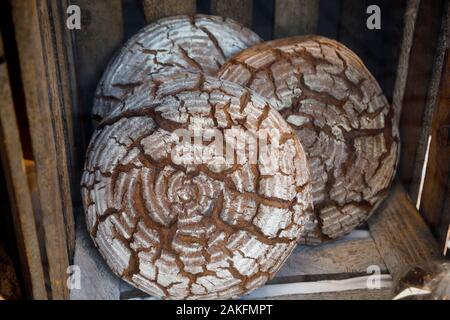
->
93;15;261;120
82;73;315;299
218;36;400;244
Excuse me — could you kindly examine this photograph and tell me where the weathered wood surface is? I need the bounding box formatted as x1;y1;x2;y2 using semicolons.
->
255;287;392;300
392;0;420;126
0;34;47;300
50;0;84;214
211;0;253;27
418;4;450;244
368;184;440;284
274;0;319;38
11;0;76;299
142;0;196;23
398;0;445;198
71;0;124;129
272;232;388;284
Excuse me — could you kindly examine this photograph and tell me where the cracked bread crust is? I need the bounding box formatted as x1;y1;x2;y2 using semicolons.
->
217;36;400;244
93;14;261;120
81;73;315;299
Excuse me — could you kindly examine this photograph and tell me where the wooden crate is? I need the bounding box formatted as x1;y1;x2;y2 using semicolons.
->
0;0;448;300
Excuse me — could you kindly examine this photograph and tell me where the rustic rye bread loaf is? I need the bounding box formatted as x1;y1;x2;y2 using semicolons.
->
93;15;261;120
217;36;400;244
81;73;315;299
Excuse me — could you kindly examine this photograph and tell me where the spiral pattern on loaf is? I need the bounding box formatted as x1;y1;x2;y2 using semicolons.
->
82;74;315;299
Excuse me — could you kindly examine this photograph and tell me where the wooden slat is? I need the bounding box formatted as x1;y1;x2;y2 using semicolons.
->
368;184;440;283
254;288;392;300
210;0;253;27
392;0;420;126
398;0;444;197
271;232;388;284
71;0;124;129
11;0;76;299
49;0;84;222
244;275;392;299
45;0;78;260
0;32;47;300
417;3;450;242
274;0;319;38
142;0;196;23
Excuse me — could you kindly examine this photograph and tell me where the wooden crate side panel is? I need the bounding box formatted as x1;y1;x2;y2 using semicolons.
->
11;0;75;299
0;33;48;300
211;0;252;27
274;0;320;38
41;0;78;260
49;0;85;215
398;0;444;195
272;234;388;284
417;3;450;246
142;0;196;23
391;0;420;125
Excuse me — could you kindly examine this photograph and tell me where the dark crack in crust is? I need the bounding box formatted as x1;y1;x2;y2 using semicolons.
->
93;14;261;120
81;74;315;299
217;36;400;244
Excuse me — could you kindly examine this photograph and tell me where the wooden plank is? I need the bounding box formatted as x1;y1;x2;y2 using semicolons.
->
210;0;253;27
142;0;196;23
368;184;440;284
398;0;444;196
11;0;75;299
44;0;78;260
244;275;392;299
253;288;392;300
392;0;420;125
49;0;84;222
274;0;319;38
271;231;388;284
417;4;450;241
0;32;48;300
71;0;124;128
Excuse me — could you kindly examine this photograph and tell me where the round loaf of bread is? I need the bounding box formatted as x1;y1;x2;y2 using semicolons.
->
81;73;315;299
93;15;261;120
217;36;400;244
